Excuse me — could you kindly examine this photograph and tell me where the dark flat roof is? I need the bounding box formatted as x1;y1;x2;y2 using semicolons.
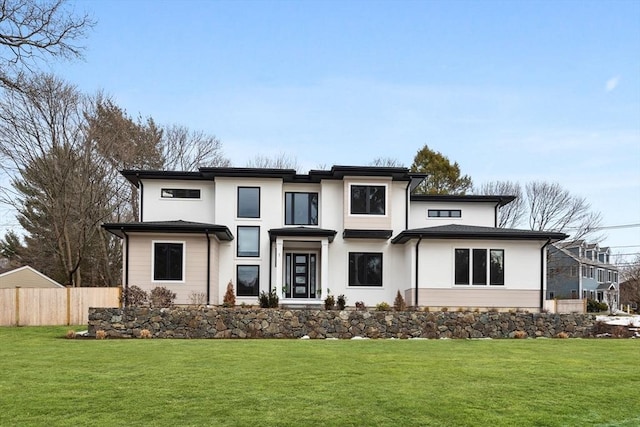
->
102;220;234;241
410;195;516;206
343;229;393;239
121;165;427;186
391;224;568;244
268;227;337;242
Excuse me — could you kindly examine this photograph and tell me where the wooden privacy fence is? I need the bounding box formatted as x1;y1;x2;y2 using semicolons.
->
0;287;121;326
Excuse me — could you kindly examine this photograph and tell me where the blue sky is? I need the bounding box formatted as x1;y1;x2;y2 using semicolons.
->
2;0;640;264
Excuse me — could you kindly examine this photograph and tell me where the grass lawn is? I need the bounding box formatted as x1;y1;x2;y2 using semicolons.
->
0;327;638;426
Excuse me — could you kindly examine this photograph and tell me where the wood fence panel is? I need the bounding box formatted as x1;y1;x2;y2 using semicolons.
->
19;288;67;326
0;287;121;326
0;289;17;326
69;288;121;325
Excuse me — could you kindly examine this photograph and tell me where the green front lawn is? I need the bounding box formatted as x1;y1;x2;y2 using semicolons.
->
0;327;638;426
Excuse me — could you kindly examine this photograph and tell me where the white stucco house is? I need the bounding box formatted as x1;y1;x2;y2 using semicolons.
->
102;166;567;311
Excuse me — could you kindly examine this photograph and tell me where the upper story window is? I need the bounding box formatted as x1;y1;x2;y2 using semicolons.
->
237;226;260;257
153;242;184;281
285;192;318;225
350;185;385;215
237;187;260;218
428;209;461;218
161;188;201;199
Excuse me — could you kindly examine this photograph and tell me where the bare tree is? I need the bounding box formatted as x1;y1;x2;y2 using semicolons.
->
246;152;299;170
476;181;525;228
162;124;230;170
619;255;640;309
0;0;94;89
525;181;602;241
0;74;117;286
369;157;404;167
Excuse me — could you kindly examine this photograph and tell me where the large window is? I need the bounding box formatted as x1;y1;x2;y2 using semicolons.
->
237;187;260;218
285;192;318;225
161;188;200;199
237;226;260;257
455;248;504;286
350;185;385;215
428;209;461;218
237;265;259;296
153;242;183;281
349;252;382;286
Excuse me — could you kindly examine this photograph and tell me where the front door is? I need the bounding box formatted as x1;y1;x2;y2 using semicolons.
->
285;253;317;299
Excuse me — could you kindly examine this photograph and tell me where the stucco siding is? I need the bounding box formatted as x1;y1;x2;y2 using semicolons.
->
142;179;215;223
409;201;496;228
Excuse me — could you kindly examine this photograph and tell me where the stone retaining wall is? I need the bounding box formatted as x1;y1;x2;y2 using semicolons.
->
88;307;597;339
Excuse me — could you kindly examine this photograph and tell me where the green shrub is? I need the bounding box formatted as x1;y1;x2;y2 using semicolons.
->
376;302;391;311
324;294;335;310
587;299;608;313
150;286;176;308
259;289;279;308
336;294;347;310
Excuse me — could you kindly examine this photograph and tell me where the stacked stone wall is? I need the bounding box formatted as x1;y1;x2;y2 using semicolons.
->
88;307;597;339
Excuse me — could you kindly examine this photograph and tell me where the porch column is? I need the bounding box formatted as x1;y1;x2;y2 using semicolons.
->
320;239;329;299
275;238;284;295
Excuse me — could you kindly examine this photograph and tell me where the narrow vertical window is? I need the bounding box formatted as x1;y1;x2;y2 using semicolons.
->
454;249;470;285
237;226;260;257
472;249;487;285
237;265;259;296
490;249;504;286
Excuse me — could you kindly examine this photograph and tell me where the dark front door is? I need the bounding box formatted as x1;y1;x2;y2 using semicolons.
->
285;253;317;299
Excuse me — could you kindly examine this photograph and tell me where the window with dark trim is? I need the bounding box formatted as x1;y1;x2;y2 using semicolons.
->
350;185;385;215
153;242;183;281
349;252;382;286
285;192;318;225
237;265;259;296
237;187;260;218
237;226;260;257
161;188;201;199
455;248;505;286
428;209;461;218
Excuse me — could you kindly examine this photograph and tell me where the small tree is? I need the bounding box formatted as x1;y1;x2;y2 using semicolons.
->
394;291;407;311
223;280;236;307
410;144;472;195
259;289;279;308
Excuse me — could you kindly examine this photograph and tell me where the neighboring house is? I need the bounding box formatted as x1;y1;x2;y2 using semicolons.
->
103;166;566;311
0;265;65;289
547;241;620;309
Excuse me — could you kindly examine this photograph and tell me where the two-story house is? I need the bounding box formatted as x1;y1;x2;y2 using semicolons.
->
547;241;619;309
103;166;566;311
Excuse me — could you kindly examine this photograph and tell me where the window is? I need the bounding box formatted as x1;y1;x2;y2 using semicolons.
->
428;209;462;218
614;272;618;283
285;192;318;225
237;226;260;257
350;185;385;215
349;253;382;286
571;289;578;299
589;267;594;279
455;248;505;286
489;249;505;286
454;249;470;285
153;242;183;281
570;266;578;277
597;269;605;283
582;265;587;278
472;249;487;285
237;187;260;218
237;265;259;296
161;188;200;199
549;291;555;299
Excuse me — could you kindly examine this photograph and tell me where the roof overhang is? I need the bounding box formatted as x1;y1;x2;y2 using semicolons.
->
269;227;337;242
410;194;516;206
102;221;234;241
343;229;393;239
391;225;568;244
